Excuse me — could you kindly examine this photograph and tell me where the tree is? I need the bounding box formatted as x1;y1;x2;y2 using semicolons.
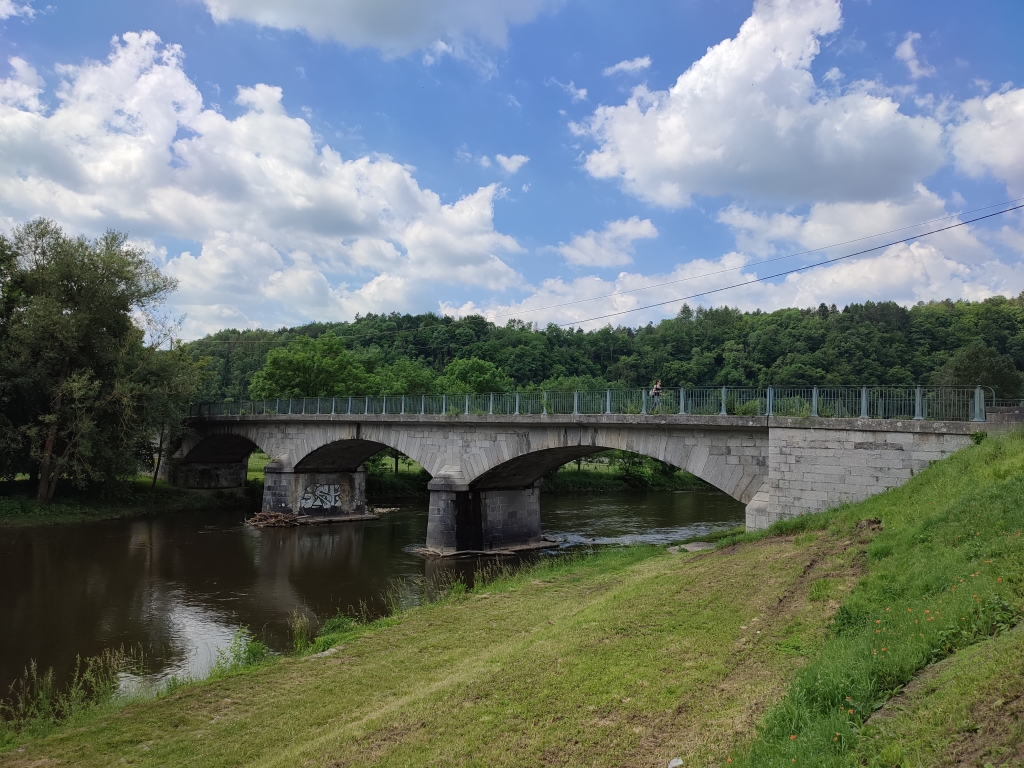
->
931;341;1024;398
434;357;514;394
248;333;369;399
0;219;205;501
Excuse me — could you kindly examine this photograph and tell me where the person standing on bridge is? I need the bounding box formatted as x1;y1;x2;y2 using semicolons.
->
650;379;662;412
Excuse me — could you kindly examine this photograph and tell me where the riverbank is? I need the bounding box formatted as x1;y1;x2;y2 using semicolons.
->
0;479;258;528
3;431;1021;766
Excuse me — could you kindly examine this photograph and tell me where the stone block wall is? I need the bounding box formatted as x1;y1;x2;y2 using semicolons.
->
754;418;976;528
479;483;542;551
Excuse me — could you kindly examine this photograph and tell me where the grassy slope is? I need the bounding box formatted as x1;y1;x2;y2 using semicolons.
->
859;624;1024;767
3;431;1023;767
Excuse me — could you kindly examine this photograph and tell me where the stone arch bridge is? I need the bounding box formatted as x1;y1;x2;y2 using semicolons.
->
170;409;984;554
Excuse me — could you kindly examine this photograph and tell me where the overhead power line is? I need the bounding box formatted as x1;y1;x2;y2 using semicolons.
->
188;199;1024;345
551;202;1024;328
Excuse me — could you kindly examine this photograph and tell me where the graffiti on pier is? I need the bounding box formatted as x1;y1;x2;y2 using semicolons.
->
299;484;342;509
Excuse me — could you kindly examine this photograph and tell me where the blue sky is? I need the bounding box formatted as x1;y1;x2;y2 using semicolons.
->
1;0;1023;338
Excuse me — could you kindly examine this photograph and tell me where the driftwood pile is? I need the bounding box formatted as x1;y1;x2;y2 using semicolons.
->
245;511;302;528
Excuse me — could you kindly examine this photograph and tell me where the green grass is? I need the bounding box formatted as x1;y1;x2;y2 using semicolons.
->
4;431;1024;766
729;429;1024;767
857;623;1024;767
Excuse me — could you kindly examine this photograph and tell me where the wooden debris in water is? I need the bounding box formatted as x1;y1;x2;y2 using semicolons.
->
246;511;301;528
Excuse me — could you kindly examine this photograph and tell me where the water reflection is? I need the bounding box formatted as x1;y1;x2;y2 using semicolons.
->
0;489;742;693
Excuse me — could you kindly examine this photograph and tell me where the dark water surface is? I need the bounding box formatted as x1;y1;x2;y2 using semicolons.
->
0;490;742;693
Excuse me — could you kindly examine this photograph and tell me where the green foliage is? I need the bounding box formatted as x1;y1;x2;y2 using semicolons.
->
0;648;144;741
210;628;270;677
930;339;1024;396
190;296;1024;402
0;219;206;501
248;332;371;398
434;356;514;394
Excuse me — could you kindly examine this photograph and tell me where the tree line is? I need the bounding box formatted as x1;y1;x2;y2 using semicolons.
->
191;295;1024;403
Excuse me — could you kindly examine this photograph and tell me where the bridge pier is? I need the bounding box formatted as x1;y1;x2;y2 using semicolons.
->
263;463;368;518
165;459;248;489
426;477;542;555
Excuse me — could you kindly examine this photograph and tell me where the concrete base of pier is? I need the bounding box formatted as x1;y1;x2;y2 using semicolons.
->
425;478;542;555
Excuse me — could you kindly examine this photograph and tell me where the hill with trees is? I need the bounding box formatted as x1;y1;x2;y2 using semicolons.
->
188;296;1024;401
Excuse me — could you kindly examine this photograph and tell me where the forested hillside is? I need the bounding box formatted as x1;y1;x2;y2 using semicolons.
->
188;296;1024;401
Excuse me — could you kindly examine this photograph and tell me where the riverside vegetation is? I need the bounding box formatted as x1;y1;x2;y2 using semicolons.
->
3;429;1022;766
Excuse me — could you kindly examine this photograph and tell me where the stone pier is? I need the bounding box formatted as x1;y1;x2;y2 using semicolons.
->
262;463;368;517
426;475;542;555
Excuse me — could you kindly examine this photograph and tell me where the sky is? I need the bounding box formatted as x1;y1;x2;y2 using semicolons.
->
1;0;1023;339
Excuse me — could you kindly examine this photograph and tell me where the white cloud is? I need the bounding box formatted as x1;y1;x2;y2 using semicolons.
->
0;32;523;337
950;87;1024;195
548;78;587;102
201;0;561;59
0;0;34;19
495;153;529;173
449;239;1020;331
716;186;969;256
556;217;657;267
895;32;935;80
0;57;44;112
603;56;651;76
576;0;945;207
478;155;492;168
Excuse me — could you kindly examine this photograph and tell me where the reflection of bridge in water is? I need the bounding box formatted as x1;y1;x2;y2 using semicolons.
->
173;386;998;554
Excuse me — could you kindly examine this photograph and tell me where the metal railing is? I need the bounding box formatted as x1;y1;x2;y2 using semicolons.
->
189;385;992;422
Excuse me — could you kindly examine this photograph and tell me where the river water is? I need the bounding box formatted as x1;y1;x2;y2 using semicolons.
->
0;490;742;694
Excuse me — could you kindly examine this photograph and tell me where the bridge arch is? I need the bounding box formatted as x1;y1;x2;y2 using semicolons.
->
462;426;766;505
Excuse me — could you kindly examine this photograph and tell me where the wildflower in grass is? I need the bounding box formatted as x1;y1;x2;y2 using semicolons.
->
849;709;854;714
790;735;796;740
998;577;1003;582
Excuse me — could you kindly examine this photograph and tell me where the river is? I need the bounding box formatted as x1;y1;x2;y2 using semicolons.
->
0;489;743;694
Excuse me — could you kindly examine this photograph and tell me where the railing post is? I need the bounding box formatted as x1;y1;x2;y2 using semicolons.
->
401;395;405;415
382;395;387;415
331;397;336;415
679;387;686;415
606;389;611;415
860;386;868;418
489;393;494;415
767;386;773;417
365;396;369;415
542;391;547;415
972;385;986;422
515;392;520;415
465;394;470;415
720;386;727;416
348;396;352;415
275;398;280;415
421;394;425;415
442;394;447;413
642;389;648;414
913;386;923;420
573;391;579;415
811;386;818;418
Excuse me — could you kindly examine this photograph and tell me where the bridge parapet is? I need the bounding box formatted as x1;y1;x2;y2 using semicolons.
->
189;385;992;422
